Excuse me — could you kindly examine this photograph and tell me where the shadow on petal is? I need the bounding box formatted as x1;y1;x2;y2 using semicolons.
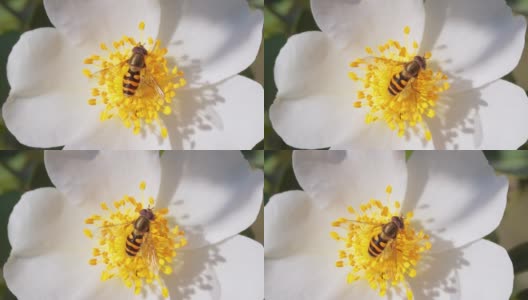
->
406;235;467;299
165;232;226;300
163;53;226;149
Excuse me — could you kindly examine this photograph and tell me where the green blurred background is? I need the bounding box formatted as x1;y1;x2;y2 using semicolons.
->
263;0;528;149
0;150;263;299
264;150;528;300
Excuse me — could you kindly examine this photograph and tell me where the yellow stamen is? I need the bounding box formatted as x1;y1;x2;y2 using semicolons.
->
84;181;187;298
350;26;449;141
331;185;430;299
83;22;186;139
161;127;168;139
83;229;93;239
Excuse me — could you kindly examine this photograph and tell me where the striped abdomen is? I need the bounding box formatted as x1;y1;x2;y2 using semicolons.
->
123;69;141;97
125;231;145;256
388;70;412;96
368;233;389;257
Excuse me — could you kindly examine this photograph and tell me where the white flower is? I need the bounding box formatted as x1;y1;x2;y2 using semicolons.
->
3;0;263;150
4;151;264;299
270;0;528;150
265;151;512;299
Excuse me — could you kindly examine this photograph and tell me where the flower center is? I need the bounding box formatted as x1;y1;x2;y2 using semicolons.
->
83;181;187;298
349;27;450;141
83;22;186;138
330;185;431;300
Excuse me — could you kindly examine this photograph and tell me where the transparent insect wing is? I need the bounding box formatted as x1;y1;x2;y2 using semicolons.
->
360;56;406;67
139;230;160;275
349;219;384;227
143;70;166;100
94;220;135;241
91;60;129;79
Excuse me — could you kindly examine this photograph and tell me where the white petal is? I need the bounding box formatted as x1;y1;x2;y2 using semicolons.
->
265;191;317;258
63;117;172;150
5;255;162;300
405;151;508;252
270;93;365;149
266;254;385;300
45;151;161;206
44;0;160;47
5;250;162;300
165;235;262;300
163;0;263;86
2;28;99;148
265;191;398;300
165;76;263;150
264;190;356;262
7;188;89;256
293;150;407;209
330;120;436;150
210;236;263;299
410;240;512;300
158;151;263;249
264;190;379;275
5;187;169;299
270;31;365;149
264;192;348;300
3;188;137;299
422;0;526;92
311;0;425;52
3;251;145;300
428;80;528;150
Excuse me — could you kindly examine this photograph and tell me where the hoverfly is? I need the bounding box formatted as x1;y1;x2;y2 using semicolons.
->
126;208;155;257
387;55;426;96
97;207;160;271
95;44;165;99
367;216;404;257
347;215;405;257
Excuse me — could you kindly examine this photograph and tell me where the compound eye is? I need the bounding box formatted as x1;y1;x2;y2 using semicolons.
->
392;216;404;229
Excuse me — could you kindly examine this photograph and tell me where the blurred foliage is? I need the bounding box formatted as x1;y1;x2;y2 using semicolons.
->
510;242;528;274
266;150;528;299
0;151;43;299
0;0;49;149
508;0;528;15
263;0;528;149
0;150;263;299
263;0;315;149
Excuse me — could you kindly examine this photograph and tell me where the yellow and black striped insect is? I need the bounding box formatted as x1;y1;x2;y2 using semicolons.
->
122;45;148;97
125;208;155;257
122;44;165;99
95;44;165;99
387;56;426;96
367;216;404;257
